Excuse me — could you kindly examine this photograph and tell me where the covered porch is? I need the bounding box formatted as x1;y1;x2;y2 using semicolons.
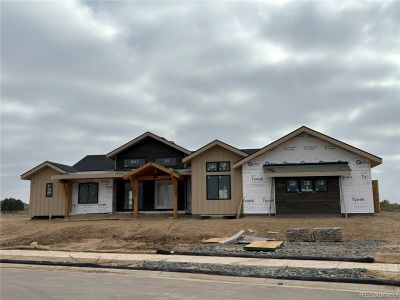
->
123;162;183;218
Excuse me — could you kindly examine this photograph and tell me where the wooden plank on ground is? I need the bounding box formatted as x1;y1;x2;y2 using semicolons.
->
244;241;284;252
203;237;229;243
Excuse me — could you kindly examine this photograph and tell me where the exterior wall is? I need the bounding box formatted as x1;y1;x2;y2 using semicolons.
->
28;167;66;217
71;179;113;215
191;145;243;215
242;133;374;214
115;137;187;171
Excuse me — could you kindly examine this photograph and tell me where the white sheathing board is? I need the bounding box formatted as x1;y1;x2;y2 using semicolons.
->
242;133;374;214
71;179;114;215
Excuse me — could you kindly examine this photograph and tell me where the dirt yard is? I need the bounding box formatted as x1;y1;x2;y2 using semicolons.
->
1;212;399;262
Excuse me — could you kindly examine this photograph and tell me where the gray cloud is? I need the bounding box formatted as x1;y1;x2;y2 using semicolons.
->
1;0;399;203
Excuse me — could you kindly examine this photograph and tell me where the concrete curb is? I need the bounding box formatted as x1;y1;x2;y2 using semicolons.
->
1;258;398;287
156;249;375;263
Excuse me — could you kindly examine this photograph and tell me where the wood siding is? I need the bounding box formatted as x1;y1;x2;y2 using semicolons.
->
115;137;187;171
275;177;341;214
191;145;243;215
28;167;69;217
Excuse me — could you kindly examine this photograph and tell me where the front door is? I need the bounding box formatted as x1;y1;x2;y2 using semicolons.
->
154;181;174;209
123;182;143;211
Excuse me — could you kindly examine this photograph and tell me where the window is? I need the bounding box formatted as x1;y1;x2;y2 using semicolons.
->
206;161;230;172
300;179;313;192
124;158;145;168
45;183;53;197
207;175;231;200
206;162;218;172
78;182;99;204
315;179;327;192
286;179;299;192
155;157;177;167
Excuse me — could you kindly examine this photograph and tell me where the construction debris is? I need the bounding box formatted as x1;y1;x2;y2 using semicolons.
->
236;235;275;244
202;230;246;245
267;231;279;234
244;241;284;252
286;228;314;242
247;228;255;234
313;227;342;242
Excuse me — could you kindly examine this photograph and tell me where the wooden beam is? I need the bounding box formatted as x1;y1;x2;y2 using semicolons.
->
130;179;139;218
62;181;70;218
372;180;380;213
173;177;178;219
236;197;243;219
133;175;172;181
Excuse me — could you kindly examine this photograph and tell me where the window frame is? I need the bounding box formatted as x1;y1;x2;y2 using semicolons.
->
300;179;314;192
155;157;177;167
315;179;328;192
78;182;99;204
286;179;299;193
206;161;231;172
45;183;53;198
123;158;146;169
206;175;231;200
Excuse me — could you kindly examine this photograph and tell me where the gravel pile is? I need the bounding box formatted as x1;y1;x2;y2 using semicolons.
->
188;240;387;261
139;261;367;280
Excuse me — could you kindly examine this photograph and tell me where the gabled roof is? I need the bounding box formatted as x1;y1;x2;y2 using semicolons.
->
106;131;191;158
233;126;382;168
73;155;114;171
182;140;249;164
21;161;77;180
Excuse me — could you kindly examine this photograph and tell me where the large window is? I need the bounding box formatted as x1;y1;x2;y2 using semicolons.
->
45;183;53;197
155;157;177;167
124;158;145;168
207;175;231;200
78;182;99;204
286;178;327;193
206;161;230;172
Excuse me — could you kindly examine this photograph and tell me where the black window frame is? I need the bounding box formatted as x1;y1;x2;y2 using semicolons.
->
286;178;329;193
123;158;146;168
286;179;299;193
78;182;99;204
45;183;53;197
206;161;230;172
155;157;177;167
315;179;328;192
300;179;314;192
206;175;231;200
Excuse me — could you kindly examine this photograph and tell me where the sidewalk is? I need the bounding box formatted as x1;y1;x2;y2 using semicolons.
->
1;249;399;273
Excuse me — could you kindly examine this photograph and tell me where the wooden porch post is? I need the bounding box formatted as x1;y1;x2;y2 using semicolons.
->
130;178;139;218
173;177;178;219
62;181;70;218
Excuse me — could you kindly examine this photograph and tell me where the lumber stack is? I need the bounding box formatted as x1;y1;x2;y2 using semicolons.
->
313;227;342;242
285;228;314;242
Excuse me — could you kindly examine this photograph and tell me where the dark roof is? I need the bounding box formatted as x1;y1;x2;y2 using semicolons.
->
48;161;78;173
240;148;260;155
73;155;114;172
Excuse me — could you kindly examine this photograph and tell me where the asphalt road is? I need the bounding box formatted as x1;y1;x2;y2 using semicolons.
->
1;264;399;300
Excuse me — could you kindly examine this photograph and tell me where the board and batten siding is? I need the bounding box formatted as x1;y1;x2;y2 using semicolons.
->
28;166;67;217
191;145;243;216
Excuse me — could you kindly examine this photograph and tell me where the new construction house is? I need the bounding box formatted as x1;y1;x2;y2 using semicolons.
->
21;126;382;218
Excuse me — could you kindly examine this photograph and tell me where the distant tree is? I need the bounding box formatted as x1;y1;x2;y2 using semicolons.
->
380;199;400;212
1;198;25;211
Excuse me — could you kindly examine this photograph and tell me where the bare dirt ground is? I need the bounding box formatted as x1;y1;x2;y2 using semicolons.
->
1;212;399;262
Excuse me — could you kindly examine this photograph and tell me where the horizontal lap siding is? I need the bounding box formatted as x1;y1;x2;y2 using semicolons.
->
29;167;66;217
191;146;243;215
275;177;341;214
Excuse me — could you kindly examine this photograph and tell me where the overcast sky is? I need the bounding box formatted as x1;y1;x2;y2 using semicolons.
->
1;1;399;203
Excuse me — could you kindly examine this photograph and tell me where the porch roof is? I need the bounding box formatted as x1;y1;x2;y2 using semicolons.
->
123;161;182;181
263;162;352;177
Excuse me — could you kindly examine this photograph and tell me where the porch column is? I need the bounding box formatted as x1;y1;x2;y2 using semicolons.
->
62;181;70;218
173;177;178;219
130;178;139;218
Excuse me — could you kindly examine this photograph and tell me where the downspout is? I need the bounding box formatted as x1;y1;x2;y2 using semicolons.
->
339;177;347;218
